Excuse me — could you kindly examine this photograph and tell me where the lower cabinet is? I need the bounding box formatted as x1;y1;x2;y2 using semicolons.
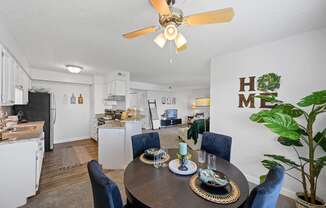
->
0;134;44;208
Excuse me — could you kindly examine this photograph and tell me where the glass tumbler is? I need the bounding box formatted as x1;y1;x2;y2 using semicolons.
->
197;150;206;164
207;154;217;170
153;154;161;168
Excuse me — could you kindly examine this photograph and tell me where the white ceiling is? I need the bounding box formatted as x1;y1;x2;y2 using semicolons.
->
0;0;325;87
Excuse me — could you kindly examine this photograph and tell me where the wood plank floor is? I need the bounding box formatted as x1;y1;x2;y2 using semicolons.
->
38;139;98;193
22;132;295;208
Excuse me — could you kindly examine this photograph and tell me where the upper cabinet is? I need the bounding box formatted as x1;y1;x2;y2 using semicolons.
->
107;71;129;96
108;79;127;96
1;47;15;105
0;44;30;106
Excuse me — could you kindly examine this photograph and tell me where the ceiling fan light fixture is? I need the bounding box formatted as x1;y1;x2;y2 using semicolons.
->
175;32;187;48
176;43;187;52
66;65;83;74
154;33;167;48
164;23;178;40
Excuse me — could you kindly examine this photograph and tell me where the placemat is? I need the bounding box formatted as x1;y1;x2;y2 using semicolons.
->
140;153;170;165
189;174;241;204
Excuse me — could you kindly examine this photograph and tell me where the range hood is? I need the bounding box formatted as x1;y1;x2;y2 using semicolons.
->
104;95;125;101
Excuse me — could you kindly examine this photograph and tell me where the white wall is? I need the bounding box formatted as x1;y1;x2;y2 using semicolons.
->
91;75;105;114
130;81;172;92
32;80;91;143
147;90;188;122
210;28;326;199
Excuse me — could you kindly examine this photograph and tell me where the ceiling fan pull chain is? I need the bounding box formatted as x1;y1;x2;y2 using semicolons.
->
169;41;173;64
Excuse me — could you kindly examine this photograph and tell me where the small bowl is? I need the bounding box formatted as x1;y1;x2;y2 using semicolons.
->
144;148;165;160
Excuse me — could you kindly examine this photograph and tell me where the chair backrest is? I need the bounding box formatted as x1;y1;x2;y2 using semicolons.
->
246;166;285;208
201;132;232;161
87;160;123;208
131;132;160;159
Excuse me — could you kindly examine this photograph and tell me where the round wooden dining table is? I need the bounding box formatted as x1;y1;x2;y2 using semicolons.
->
124;149;249;208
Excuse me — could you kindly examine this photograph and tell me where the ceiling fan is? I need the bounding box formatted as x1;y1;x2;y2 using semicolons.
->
122;0;235;52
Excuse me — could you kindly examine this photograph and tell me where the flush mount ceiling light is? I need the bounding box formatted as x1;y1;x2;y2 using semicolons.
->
123;0;235;53
66;65;83;74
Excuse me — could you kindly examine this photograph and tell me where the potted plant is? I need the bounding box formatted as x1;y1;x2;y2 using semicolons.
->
250;90;326;207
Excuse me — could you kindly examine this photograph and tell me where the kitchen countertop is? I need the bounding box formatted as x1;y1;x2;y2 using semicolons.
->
0;121;44;144
98;120;126;129
98;119;142;129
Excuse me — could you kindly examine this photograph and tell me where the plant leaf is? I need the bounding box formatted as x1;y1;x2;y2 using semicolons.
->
297;128;308;136
264;154;300;167
261;160;281;169
297;90;326;107
263;113;300;140
255;95;282;104
260;175;266;184
273;103;304;118
315;156;326;176
314;129;326;152
250;110;273;123
278;137;303;147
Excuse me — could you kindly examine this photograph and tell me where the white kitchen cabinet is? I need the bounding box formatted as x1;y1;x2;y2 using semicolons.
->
0;46;2;103
0;44;30;105
91;116;98;141
108;79;127;96
0;134;44;208
1;47;16;105
21;69;30;104
98;121;142;169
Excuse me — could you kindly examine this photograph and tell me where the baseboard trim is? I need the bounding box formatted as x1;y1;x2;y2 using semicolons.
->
54;136;91;144
244;172;296;199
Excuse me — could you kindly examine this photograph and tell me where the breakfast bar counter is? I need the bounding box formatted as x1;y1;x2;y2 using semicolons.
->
98;120;142;169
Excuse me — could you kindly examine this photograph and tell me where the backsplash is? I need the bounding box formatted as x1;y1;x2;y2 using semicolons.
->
0;106;13;116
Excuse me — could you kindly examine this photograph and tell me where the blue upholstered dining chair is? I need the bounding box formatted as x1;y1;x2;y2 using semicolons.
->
201;132;232;161
245;165;285;208
131;132;161;159
87;160;124;208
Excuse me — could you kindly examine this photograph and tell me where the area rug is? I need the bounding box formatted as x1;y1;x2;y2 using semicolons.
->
73;146;93;165
60;146;92;170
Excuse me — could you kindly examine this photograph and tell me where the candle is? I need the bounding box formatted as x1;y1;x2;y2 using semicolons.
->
179;143;188;156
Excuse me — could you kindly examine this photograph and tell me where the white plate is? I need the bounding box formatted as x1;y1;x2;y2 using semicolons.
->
168;159;198;176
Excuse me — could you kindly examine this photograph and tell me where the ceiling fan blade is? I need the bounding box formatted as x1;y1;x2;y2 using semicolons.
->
184;8;234;26
123;26;158;39
176;44;187;52
149;0;171;16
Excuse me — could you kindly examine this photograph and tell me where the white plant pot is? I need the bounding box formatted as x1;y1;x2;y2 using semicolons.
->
296;192;325;208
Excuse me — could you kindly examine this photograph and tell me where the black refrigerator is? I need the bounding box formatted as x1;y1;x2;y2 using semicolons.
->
14;92;56;152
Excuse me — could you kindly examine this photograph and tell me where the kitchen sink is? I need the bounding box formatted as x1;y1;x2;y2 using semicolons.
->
12;126;38;132
0;122;44;141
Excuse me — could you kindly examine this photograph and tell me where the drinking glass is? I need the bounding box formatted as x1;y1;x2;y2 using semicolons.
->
160;148;168;167
197;150;206;164
207;154;217;170
153;154;161;168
